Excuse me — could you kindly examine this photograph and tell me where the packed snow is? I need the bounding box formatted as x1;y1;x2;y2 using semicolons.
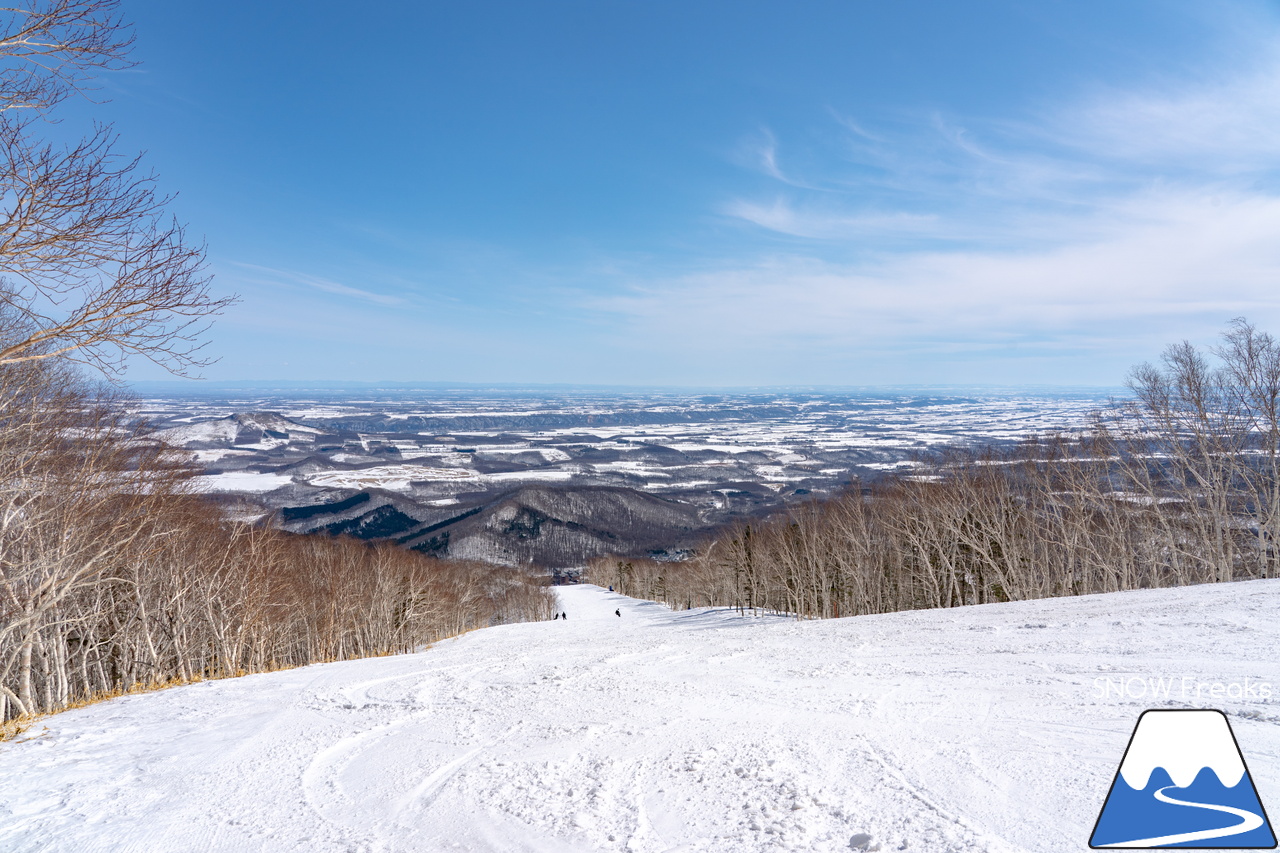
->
1;581;1277;852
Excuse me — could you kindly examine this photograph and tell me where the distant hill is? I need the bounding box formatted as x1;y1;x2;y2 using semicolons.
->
279;485;703;567
157;412;321;448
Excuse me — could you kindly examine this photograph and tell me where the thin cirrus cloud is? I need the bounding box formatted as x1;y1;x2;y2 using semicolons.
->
228;262;406;308
1052;54;1280;173
723;198;942;242
733;129;832;192
616;192;1280;345
596;36;1280;378
600;193;1280;344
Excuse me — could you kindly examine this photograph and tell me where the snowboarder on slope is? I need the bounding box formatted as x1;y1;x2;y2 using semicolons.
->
615;609;621;617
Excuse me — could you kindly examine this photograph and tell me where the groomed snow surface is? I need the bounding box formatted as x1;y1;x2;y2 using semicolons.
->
1;581;1278;852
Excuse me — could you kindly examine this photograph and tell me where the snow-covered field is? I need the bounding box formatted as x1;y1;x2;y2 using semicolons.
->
189;471;296;493
305;465;476;491
136;390;1116;515
1;582;1277;852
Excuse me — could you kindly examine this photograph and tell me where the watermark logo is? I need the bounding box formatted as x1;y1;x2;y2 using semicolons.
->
1090;709;1276;848
1093;676;1273;702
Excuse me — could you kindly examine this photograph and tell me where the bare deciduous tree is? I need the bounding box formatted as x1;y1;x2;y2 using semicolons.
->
1;1;233;377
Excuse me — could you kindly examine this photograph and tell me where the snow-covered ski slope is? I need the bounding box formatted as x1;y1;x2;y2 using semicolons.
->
1;581;1277;852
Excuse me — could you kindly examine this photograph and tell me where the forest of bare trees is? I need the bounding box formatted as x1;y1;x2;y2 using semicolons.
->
590;319;1280;621
0;3;555;731
0;358;555;727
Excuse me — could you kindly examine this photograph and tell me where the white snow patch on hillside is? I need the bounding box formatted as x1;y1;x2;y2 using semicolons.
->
188;449;258;463
588;461;673;478
305;465;475;491
236;413;321;435
189;471;294;493
157;418;238;446
482;469;577;482
1;582;1277;852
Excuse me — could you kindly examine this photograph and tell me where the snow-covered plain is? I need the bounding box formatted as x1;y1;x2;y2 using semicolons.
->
189;471;296;493
305;465;476;491
137;390;1115;513
2;582;1277;852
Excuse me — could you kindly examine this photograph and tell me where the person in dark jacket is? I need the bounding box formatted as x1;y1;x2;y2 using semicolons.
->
615;609;621;617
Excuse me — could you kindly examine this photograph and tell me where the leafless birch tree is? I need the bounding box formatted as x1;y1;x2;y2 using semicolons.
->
1;1;232;377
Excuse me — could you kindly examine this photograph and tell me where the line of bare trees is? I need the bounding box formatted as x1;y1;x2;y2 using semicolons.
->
0;360;554;725
590;319;1280;621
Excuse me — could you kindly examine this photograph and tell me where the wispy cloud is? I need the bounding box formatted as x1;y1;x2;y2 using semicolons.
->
1051;53;1280;174
609;25;1280;377
229;262;406;307
723;197;941;241
723;30;1280;242
599;189;1280;346
733;128;832;191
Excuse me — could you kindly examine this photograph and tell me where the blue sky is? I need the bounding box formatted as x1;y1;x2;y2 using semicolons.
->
89;1;1280;386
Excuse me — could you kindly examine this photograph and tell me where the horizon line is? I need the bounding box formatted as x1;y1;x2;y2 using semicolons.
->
126;378;1130;395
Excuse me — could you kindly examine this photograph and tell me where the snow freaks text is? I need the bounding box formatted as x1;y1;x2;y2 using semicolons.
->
1093;676;1273;702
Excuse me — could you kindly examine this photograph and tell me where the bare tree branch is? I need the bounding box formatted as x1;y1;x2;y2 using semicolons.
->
0;2;234;378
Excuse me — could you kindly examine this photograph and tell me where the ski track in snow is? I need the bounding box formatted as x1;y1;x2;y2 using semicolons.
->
1;581;1279;852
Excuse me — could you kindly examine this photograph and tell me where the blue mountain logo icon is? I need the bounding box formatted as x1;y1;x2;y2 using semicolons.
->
1091;709;1276;848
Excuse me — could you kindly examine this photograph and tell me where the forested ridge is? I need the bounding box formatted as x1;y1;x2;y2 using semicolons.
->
592;319;1280;619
